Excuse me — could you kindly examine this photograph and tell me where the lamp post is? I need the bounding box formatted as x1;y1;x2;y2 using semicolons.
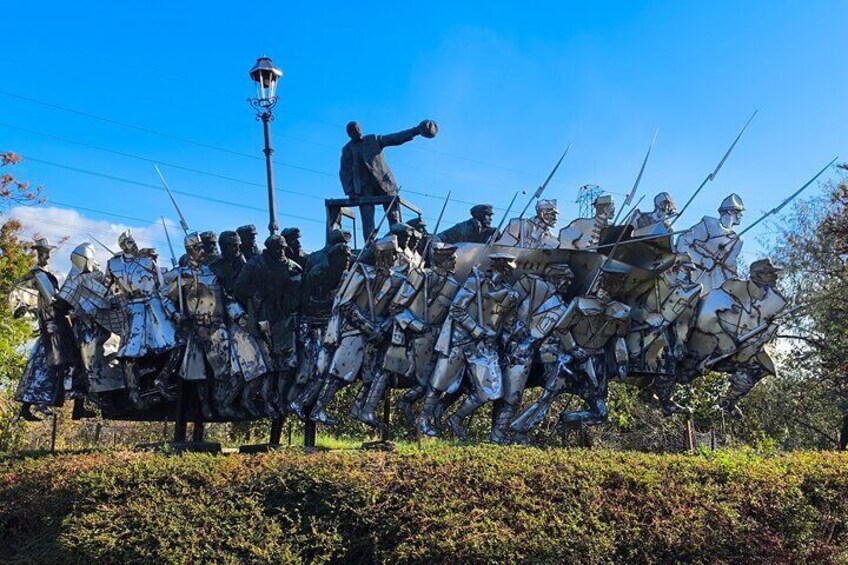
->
248;56;283;235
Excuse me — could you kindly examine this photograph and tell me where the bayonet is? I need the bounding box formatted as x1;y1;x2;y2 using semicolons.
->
470;190;522;271
671;110;758;227
161;217;184;314
87;233;116;255
586;200;644;294
154;164;190;234
613;129;658;226
517;145;571;221
422;190;452;324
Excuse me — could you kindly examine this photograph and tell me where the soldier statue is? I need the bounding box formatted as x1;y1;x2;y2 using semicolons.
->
559;195;615;250
407;217;429;256
55;243;122;410
676;193;745;295
630;192;677;233
340;119;439;241
374;242;462;430
497;199;560;248
625;253;702;415
282;227;309;269
12;238;80;421
200;231;220;264
106;231;180;407
512;269;631;436
309;236;406;426
420;253;520;438
209;231;245;294
679;258;787;418
389;222;423;269
438;204;498;244
234;234;302;416
288;240;352;419
494;263;574;443
236;224;260;262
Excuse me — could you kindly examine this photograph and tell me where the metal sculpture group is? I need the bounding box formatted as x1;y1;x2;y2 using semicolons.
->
9;113;836;447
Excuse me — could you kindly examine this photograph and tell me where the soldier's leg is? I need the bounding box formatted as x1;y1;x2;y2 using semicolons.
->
654;372;690;417
360;204;376;243
154;348;183;401
420;350;465;435
240;376;264;417
721;365;766;419
309;376;348;426
491;361;533;444
290;377;323;421
447;393;486;440
358;370;392;429
195;380;214;421
381;198;400;226
511;360;570;438
558;371;610;434
18;402;42;422
398;384;425;430
122;359;142;407
260;372;279;417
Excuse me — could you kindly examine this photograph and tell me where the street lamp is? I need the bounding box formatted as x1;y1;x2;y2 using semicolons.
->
248;56;283;235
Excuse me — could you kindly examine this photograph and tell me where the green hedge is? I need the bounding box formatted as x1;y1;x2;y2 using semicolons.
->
1;448;847;564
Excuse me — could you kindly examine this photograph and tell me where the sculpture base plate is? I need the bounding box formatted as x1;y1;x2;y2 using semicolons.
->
238;443;284;454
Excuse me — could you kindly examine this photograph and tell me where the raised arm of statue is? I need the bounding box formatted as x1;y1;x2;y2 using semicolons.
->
378;127;420;149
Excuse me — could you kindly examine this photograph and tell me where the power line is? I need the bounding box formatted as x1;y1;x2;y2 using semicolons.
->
0;89;515;209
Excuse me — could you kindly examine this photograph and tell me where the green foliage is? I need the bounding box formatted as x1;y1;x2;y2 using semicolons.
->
1;448;847;564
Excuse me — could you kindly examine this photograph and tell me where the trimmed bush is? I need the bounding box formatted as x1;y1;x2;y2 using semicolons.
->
1;448;847;564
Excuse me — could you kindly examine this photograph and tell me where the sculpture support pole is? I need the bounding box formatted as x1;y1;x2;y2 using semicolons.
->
262;112;279;236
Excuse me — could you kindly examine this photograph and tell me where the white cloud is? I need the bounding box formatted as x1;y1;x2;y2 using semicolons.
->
7;206;179;276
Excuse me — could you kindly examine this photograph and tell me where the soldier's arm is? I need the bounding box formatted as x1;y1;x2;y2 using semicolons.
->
378;127;420;149
450;280;486;339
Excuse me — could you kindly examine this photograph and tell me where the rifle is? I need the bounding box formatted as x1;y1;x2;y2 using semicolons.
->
161;217;184;315
469;190;522;272
154;164;190;234
670;110;758;228
612;129;658;226
517;145;571;246
422;191;451;325
585;198;644;294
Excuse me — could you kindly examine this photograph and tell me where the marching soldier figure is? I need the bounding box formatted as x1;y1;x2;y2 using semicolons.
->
282;227;309;269
558;195;615;250
630;192;677;233
199;231;220;264
309;236;406;426
420;253;520;438
209;231;245;295
372;242;462;430
13;238;80;421
512;269;631;436
676;193;745;294
438;204;498;244
494;263;574;443
497;199;560;248
106;231;180;407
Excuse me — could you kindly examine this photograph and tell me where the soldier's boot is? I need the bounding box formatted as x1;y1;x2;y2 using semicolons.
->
196;382;214;421
358;372;390;430
447;395;485;440
349;382;371;421
310;378;344;426
153;349;182;401
240;379;263;417
124;361;143;408
275;373;294;417
654;375;690;417
71;398;97;420
511;388;558;436
18;402;42;422
434;390;461;427
290;378;322;421
419;389;443;437
557;398;609;437
398;385;425;430
721;371;756;420
490;402;518;445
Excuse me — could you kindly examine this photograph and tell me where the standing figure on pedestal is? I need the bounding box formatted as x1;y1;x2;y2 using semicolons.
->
106;231;180;407
12;238;80;421
55;243;122;413
676;194;745;295
437;204;498;245
558;195;615;250
373;243;462;430
234;234;302;416
630;192;677;233
200;231;220;265
494;263;574;443
679;259;787;418
282;227;309;269
420;253;520;439
309;236;405;426
339;119;438;241
497;199;560;248
236;224;260;262
511;271;631;436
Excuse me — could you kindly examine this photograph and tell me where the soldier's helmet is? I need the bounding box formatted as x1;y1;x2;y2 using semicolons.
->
237;224;258;240
536;199;558;213
407;217;427;235
489;251;517;269
593;195;615;213
218;230;241;246
71;243;98;273
373;235;399;254
281;227;301;241
749;258;782;278
719;193;745;213
118;230;135;249
470;204;494;217
184;232;203;250
654;192;677;214
431;242;458;263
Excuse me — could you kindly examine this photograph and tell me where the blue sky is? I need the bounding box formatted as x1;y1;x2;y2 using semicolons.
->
2;1;846;270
